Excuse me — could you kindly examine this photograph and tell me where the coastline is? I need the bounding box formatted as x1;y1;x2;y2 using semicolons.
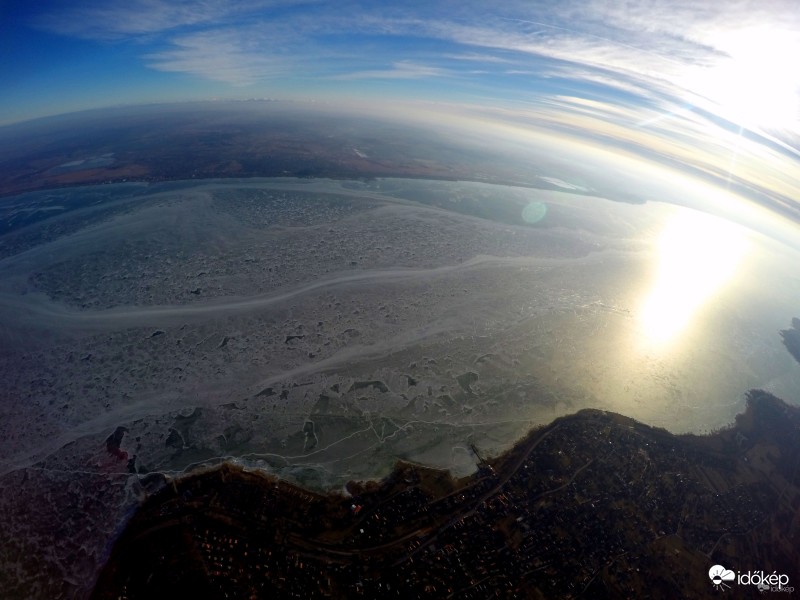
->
93;389;800;599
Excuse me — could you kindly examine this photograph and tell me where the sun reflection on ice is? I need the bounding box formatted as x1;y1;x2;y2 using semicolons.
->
639;209;748;347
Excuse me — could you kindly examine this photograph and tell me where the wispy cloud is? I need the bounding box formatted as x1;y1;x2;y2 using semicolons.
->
35;0;310;40
429;96;800;225
329;61;452;81
145;28;295;85
442;52;516;65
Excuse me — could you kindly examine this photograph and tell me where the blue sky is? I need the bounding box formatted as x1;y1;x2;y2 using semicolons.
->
3;1;799;130
2;0;799;212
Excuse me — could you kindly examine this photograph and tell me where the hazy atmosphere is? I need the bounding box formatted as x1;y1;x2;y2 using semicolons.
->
2;1;800;598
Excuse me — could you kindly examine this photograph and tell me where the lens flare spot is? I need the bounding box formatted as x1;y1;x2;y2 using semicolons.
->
522;201;548;224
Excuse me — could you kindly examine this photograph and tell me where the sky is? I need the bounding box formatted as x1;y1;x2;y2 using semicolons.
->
2;0;798;128
2;0;800;217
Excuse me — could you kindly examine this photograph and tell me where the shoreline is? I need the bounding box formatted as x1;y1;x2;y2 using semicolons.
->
93;388;800;598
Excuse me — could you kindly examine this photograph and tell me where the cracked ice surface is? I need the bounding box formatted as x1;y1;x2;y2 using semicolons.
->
1;178;799;598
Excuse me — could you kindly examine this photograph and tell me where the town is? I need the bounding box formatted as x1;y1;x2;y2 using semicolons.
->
92;389;800;599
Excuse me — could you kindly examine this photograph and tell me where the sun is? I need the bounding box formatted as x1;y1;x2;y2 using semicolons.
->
638;209;748;347
683;26;800;131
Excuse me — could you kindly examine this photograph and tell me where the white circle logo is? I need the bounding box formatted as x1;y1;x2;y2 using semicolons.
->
709;565;736;590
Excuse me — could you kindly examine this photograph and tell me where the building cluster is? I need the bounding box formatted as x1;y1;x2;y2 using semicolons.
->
94;402;799;599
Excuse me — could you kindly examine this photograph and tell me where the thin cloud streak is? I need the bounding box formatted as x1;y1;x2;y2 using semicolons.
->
35;0;307;40
328;61;452;81
145;28;296;85
442;53;517;64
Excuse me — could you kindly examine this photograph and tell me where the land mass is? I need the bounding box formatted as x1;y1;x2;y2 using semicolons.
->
781;318;800;366
92;389;800;599
0;103;532;198
0;102;644;206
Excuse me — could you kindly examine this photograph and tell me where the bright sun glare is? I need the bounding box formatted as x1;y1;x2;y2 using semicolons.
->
638;210;748;346
684;27;800;131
